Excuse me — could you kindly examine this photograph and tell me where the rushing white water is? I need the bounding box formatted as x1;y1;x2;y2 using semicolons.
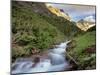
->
12;41;70;74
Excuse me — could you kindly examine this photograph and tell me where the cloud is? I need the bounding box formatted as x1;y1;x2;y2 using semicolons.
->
84;15;95;22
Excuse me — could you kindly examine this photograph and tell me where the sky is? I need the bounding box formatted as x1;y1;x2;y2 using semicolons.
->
46;3;96;22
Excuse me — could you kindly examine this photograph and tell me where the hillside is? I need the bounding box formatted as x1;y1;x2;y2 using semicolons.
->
12;1;78;60
66;28;96;70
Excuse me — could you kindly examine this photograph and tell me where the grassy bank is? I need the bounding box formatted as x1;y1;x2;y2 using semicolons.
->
66;31;96;70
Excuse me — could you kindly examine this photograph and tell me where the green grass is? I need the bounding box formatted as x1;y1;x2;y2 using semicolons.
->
74;31;96;55
67;31;96;69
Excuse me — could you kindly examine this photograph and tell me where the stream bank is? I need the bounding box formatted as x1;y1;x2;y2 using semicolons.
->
65;31;96;70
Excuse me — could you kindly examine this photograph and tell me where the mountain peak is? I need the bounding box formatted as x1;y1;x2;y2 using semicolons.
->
45;4;71;21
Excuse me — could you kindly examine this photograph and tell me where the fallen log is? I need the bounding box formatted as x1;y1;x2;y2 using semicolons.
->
66;52;79;65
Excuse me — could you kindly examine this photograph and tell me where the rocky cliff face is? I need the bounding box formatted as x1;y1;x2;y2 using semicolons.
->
76;16;95;31
45;4;71;21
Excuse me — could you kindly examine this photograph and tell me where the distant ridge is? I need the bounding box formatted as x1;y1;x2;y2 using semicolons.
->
76;16;95;31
